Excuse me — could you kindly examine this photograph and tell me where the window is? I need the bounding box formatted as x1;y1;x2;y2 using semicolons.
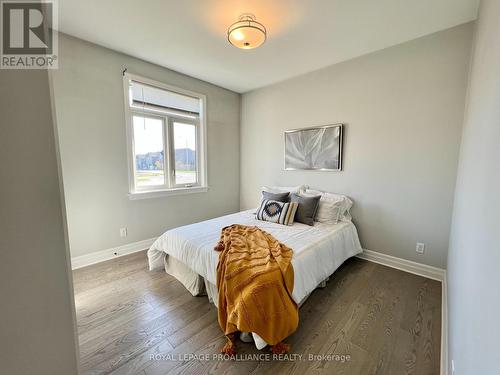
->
172;121;198;186
123;73;207;198
133;115;165;187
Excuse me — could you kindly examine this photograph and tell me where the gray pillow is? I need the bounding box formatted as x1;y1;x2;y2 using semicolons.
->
290;193;321;226
262;191;289;202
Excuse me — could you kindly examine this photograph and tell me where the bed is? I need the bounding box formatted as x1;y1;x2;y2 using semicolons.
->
147;209;362;348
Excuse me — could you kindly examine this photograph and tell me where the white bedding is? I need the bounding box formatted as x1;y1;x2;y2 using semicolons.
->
148;209;362;305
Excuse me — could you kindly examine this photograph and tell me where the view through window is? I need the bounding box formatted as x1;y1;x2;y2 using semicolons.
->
133;115;165;187
173;122;197;185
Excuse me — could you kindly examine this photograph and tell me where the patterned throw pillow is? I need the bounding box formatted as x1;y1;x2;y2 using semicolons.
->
256;199;298;226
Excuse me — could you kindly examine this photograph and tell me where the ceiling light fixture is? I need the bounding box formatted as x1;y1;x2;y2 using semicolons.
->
227;14;266;50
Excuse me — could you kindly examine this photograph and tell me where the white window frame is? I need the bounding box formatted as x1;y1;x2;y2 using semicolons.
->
123;72;208;199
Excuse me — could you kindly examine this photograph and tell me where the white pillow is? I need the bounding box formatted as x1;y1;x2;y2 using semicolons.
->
304;189;353;224
262;185;308;194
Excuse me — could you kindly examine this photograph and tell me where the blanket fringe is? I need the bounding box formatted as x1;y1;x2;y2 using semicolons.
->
220;334;237;355
270;342;290;354
220;335;290;356
214;240;225;252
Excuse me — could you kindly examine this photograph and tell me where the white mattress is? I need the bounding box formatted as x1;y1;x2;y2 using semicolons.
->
148;209;362;305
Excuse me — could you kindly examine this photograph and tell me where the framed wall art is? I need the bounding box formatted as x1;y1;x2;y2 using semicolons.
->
284;124;343;171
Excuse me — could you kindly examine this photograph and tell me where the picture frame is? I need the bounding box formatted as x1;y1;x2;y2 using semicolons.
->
284;124;343;171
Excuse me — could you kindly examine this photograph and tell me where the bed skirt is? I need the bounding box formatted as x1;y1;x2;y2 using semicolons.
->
163;254;206;296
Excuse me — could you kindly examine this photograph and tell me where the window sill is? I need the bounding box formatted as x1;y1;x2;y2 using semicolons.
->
128;186;209;200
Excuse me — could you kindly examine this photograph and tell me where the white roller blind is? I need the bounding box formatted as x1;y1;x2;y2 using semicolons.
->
131;80;200;114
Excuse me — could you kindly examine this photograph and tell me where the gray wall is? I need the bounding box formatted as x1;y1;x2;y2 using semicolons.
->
52;34;240;258
0;70;79;374
240;24;474;268
447;1;500;373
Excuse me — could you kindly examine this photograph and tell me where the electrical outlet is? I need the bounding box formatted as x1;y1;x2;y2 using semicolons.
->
416;242;425;254
119;227;127;237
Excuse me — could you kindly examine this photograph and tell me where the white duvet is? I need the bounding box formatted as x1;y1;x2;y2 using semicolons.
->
148;209;362;305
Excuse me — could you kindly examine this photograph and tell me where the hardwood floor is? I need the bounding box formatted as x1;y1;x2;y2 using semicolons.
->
73;251;441;375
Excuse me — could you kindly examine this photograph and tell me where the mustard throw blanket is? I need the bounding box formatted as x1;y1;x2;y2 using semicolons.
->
214;224;299;349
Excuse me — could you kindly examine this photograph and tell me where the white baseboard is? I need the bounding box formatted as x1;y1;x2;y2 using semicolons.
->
356;249;447;374
356;249;445;281
71;238;156;270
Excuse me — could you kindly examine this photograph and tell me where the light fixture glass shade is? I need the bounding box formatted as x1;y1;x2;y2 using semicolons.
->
227;14;266;49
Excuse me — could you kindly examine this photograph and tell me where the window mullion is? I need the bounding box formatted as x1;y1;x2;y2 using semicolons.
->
196;121;201;186
170;118;177;187
163;117;170;189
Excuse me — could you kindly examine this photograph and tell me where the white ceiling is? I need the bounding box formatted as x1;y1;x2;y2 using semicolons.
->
58;0;479;93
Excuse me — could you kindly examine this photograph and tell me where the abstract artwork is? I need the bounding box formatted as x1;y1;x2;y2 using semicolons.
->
284;124;343;171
